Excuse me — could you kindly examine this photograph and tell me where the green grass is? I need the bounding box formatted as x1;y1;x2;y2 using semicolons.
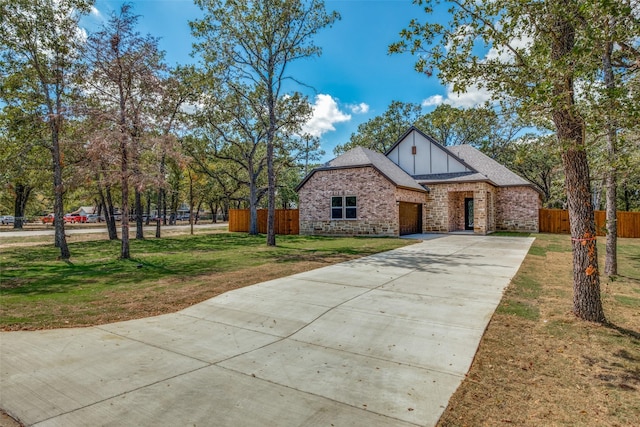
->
496;300;540;320
0;233;412;329
491;231;532;237
613;295;640;308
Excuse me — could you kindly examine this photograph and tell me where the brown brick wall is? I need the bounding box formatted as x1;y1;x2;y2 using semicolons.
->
496;186;541;232
299;167;425;236
299;168;540;236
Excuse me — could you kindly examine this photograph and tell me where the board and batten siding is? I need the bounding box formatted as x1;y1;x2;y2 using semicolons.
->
386;130;471;176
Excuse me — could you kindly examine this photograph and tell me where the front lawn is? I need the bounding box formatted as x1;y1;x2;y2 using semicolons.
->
0;233;412;330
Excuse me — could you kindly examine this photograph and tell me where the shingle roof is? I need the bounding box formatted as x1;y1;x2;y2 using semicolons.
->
444;145;533;187
297;131;538;194
297;146;427;193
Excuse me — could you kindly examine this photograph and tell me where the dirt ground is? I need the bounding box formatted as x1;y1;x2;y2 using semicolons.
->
437;243;640;426
0;410;19;427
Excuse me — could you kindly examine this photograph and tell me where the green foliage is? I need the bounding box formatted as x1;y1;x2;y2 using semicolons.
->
190;0;339;243
1;0;95;256
335;101;423;154
335;101;526;157
496;134;565;206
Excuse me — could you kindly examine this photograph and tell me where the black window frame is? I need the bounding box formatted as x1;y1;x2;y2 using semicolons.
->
331;196;357;220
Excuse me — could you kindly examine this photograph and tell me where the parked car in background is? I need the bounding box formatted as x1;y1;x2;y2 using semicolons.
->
41;214;55;224
64;213;88;223
86;214;102;223
0;215;15;225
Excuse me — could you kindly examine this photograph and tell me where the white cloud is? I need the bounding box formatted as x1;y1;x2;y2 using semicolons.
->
302;94;351;137
427;26;534;109
422;83;492;108
90;6;101;17
348;102;369;114
484;34;533;63
422;94;444;107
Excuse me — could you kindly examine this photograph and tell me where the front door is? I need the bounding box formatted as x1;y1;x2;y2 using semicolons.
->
464;198;474;230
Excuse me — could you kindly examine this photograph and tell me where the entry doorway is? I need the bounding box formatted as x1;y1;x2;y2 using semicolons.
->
464;198;474;230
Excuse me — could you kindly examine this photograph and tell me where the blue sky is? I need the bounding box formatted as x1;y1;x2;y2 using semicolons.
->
85;0;489;159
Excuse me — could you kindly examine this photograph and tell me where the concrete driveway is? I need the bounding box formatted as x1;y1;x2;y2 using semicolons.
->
0;234;534;427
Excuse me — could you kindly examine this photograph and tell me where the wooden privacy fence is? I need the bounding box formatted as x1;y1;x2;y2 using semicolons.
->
228;209;299;235
539;209;640;238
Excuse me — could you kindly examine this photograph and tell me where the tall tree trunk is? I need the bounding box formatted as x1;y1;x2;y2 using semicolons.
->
592;179;603;211
145;192;151;226
50;122;70;259
247;161;259;235
162;190;168;226
552;6;605;323
120;136;130;259
248;179;258;235
135;188;144;239
156;188;163;238
156;154;166;238
188;170;194;235
603;38;617;276
13;183;31;229
266;92;276;246
212;202;217;223
561;147;605;322
104;184;118;240
97;171;118;240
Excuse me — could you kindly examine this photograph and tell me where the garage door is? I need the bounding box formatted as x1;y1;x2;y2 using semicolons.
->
399;202;422;235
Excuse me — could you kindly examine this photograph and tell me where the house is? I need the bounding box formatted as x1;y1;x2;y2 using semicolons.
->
72;206;98;216
296;127;542;236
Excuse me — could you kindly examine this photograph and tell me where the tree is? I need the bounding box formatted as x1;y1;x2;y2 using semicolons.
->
391;0;610;322
190;86;270;235
335;101;423;155
1;0;94;258
581;2;640;276
297;133;324;175
0;99;51;229
335;101;524;162
418;104;527;159
149;66;198;238
85;4;166;258
191;0;339;246
498;135;564;207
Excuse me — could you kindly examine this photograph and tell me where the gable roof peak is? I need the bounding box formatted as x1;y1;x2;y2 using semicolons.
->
296;145;426;193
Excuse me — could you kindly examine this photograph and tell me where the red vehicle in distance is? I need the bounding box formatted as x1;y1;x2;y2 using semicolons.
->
41;213;88;224
64;213;88;223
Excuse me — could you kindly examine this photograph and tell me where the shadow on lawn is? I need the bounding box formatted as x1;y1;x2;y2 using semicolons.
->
607;322;640;341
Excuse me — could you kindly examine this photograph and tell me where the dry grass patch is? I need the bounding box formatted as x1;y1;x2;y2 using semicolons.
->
438;234;640;426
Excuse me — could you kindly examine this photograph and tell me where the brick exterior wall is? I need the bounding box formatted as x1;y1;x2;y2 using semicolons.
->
425;182;540;233
425;182;495;234
496;186;541;232
298;167;426;236
299;168;541;236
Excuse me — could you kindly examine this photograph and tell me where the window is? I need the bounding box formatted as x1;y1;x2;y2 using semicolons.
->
331;196;357;220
